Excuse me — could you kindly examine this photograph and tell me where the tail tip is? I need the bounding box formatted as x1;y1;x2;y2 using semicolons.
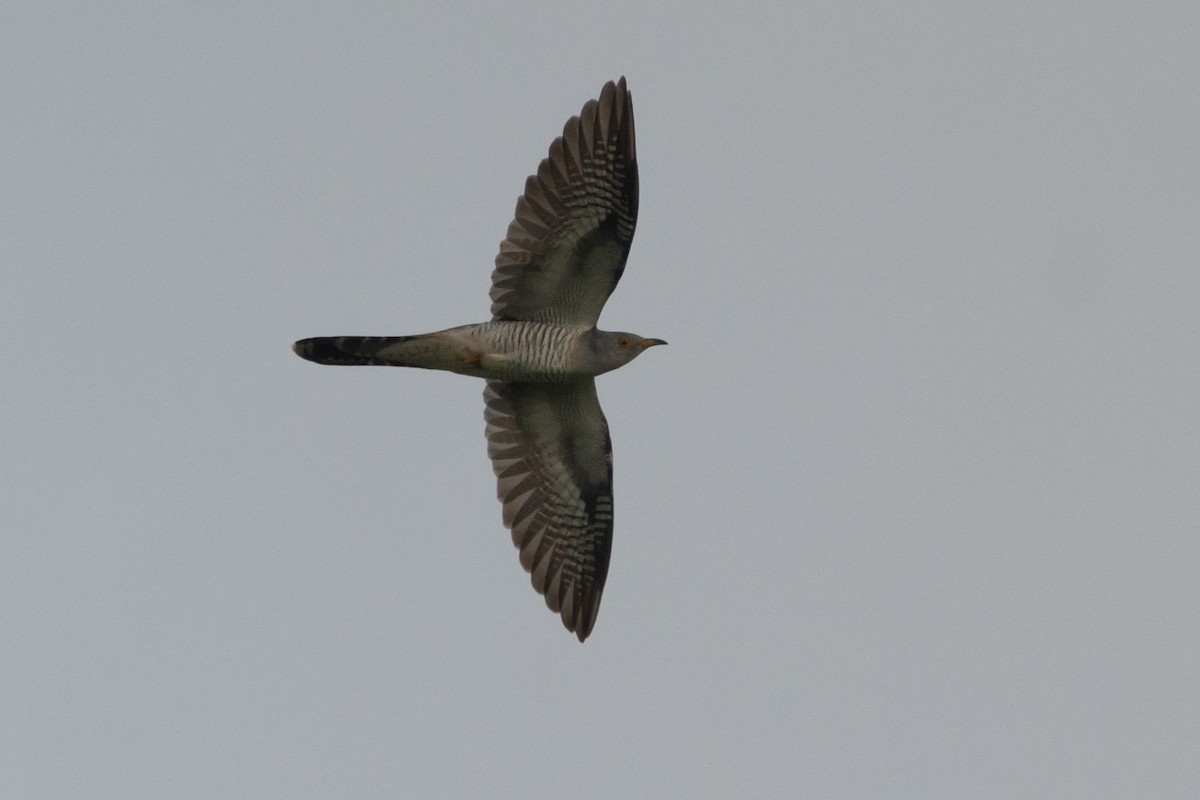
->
293;337;349;364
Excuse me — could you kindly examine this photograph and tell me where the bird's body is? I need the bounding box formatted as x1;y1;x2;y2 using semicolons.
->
295;322;659;383
293;78;662;641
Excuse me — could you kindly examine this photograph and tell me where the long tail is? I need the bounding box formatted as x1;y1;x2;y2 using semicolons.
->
293;336;421;367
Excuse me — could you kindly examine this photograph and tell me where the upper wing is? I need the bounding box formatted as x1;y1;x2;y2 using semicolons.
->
489;77;638;326
483;379;614;641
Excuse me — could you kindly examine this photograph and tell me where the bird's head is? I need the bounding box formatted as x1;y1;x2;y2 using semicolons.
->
589;330;667;375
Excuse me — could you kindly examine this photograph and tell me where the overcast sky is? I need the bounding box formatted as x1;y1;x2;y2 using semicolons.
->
4;3;1199;798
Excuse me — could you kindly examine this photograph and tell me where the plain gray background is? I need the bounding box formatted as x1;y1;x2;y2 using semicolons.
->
4;3;1198;797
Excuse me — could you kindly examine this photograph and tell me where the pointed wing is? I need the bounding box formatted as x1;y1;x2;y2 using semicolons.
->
489;77;638;326
483;379;614;641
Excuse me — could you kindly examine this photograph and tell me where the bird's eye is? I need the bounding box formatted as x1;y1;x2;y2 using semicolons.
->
619;337;631;348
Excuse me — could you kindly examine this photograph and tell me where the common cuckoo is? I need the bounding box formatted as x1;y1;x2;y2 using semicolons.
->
293;78;664;641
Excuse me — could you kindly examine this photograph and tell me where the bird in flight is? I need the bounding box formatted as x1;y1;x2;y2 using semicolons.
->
293;78;664;641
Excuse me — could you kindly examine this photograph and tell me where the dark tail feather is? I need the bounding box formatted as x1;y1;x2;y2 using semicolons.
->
292;336;415;366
